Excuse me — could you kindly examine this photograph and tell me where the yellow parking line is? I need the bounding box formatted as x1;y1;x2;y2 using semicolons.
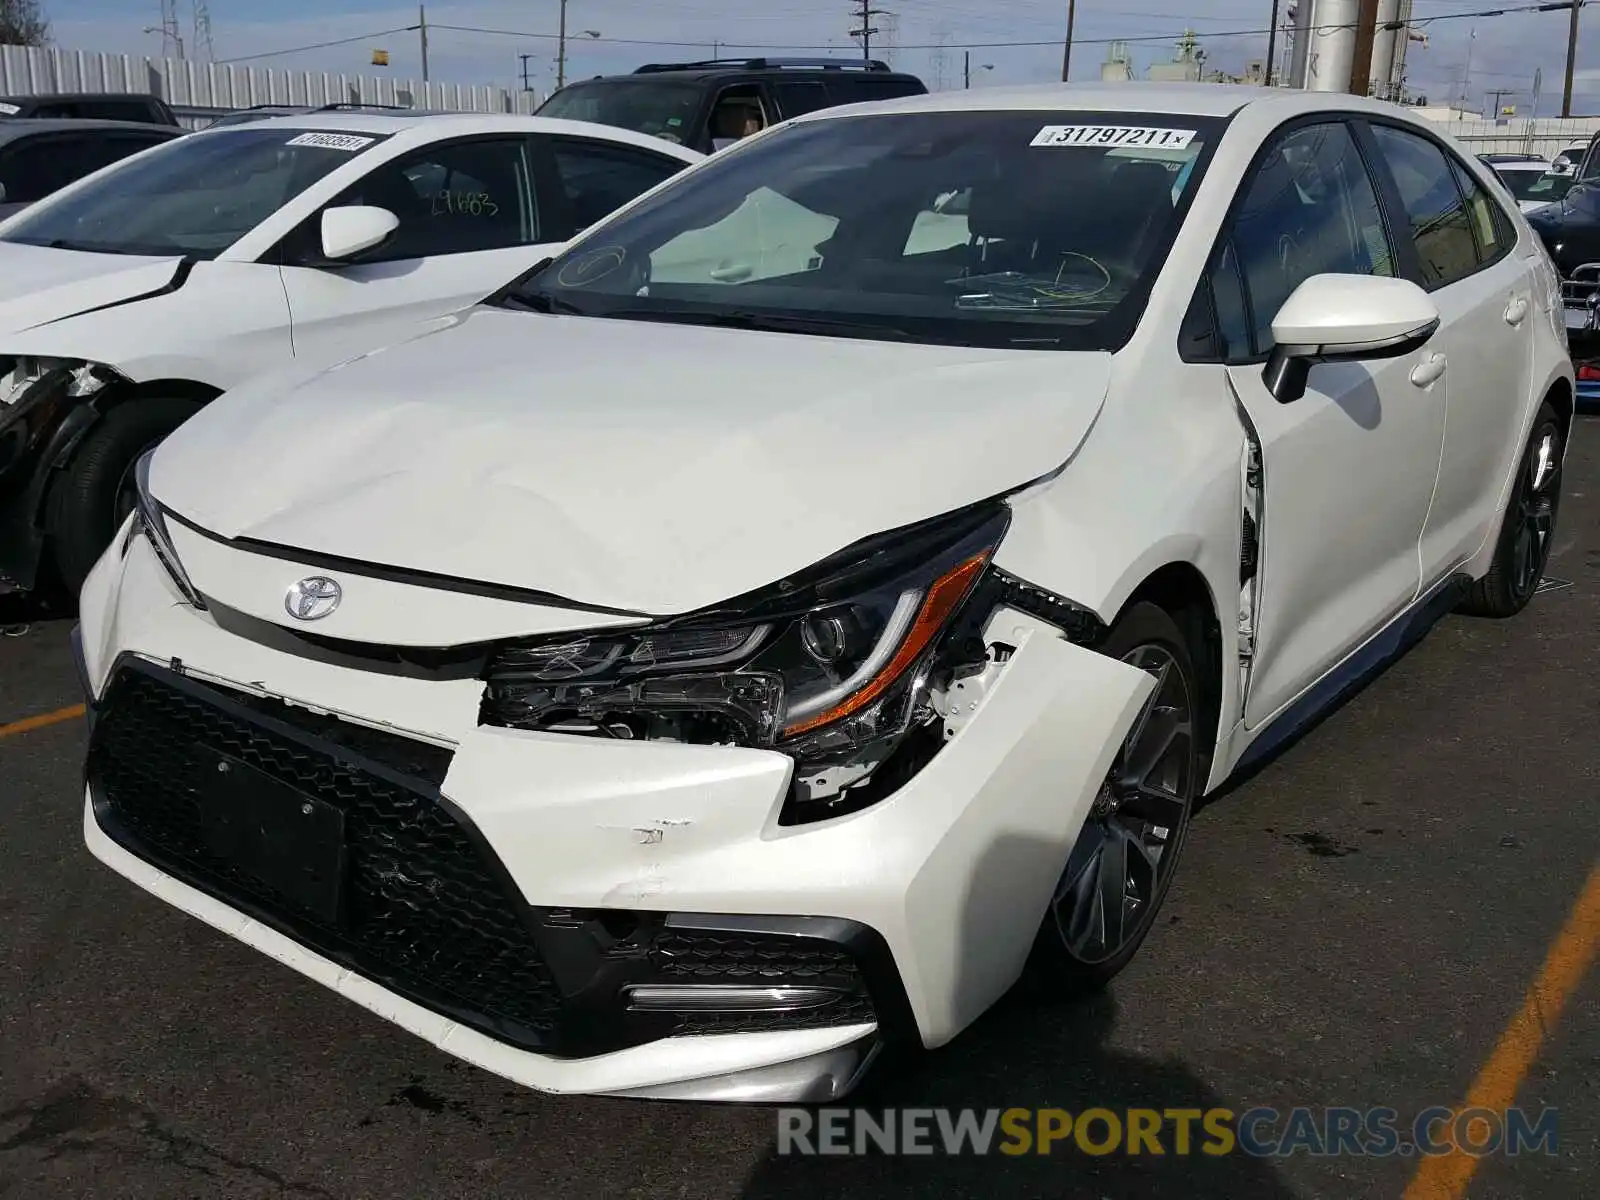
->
0;704;86;738
1404;861;1600;1200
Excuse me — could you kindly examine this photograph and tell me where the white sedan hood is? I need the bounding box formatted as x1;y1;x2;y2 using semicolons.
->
152;307;1112;615
0;241;186;334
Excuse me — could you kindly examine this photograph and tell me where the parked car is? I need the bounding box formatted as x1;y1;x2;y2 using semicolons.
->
537;56;927;153
76;83;1572;1103
0;119;181;219
205;102;433;129
1484;158;1573;213
0;92;178;127
1550;141;1589;174
0;112;700;595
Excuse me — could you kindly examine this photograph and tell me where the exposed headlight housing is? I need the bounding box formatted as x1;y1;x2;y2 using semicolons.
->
481;504;1014;822
130;448;205;609
0;356;118;408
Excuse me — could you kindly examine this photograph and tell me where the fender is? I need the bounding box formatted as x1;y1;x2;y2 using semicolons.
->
0;377;217;592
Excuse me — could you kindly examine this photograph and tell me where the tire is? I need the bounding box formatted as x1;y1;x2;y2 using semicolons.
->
1458;401;1565;619
1023;602;1203;995
45;398;203;594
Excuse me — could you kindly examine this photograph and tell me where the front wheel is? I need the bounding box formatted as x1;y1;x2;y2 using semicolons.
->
1025;602;1202;994
45;398;203;595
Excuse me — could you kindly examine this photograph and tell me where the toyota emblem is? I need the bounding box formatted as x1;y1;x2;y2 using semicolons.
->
284;576;342;621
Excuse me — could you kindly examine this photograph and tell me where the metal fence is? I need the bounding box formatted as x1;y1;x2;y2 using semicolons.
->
1421;116;1600;158
1;43;539;127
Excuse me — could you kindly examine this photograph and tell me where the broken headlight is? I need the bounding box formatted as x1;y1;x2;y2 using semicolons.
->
481;504;1011;821
130;447;205;609
0;357;118;408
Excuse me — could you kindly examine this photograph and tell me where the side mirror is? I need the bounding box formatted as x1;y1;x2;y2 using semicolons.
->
319;205;399;262
1262;273;1440;404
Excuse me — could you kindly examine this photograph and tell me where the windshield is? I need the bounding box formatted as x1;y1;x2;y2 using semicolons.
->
0;126;387;258
1498;168;1573;203
505;109;1222;351
538;80;703;144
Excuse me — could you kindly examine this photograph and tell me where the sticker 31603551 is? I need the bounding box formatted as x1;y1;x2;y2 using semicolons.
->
1031;125;1197;150
285;132;378;152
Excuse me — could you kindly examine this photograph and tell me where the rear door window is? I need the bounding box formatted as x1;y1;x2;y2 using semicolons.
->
773;82;829;118
542;138;686;237
1369;124;1483;289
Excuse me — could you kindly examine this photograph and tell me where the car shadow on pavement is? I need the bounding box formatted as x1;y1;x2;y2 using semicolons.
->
737;833;1301;1199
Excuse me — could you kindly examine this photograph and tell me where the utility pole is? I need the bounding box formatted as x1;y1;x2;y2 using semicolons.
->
1060;0;1077;81
1349;0;1380;97
520;53;533;91
851;1;883;62
419;4;429;82
1265;0;1281;85
557;0;569;90
1486;87;1515;116
1562;0;1581;117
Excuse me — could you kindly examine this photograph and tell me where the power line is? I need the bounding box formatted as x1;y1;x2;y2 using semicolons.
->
429;3;1582;53
218;27;418;64
214;2;1579;68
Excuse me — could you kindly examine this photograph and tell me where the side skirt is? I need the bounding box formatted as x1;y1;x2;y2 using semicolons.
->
1229;571;1473;779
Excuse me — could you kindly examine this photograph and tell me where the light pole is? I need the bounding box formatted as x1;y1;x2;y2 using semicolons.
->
964;52;993;88
144;26;184;58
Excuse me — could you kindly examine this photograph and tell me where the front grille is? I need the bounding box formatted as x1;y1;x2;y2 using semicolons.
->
89;661;892;1053
88;664;563;1048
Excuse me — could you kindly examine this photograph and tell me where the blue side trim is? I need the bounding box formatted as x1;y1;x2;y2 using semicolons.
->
1232;572;1472;778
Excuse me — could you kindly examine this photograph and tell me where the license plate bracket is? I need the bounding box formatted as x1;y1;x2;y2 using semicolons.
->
194;745;347;924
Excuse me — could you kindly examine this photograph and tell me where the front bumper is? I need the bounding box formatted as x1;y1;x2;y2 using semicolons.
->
77;531;1153;1101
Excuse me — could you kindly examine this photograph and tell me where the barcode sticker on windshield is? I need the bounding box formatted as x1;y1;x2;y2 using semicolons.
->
285;132;376;152
1031;125;1196;150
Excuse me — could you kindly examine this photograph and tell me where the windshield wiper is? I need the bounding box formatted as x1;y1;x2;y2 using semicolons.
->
494;289;587;315
599;308;920;342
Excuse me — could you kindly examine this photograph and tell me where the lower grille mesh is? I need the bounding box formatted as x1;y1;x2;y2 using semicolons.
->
89;665;562;1045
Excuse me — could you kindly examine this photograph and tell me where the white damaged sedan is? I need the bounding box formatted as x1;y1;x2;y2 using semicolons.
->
76;83;1572;1102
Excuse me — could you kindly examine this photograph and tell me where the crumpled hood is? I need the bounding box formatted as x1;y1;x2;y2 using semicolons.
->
0;241;186;335
152;307;1112;615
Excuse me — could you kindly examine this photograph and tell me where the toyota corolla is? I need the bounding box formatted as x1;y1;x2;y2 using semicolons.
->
74;83;1572;1102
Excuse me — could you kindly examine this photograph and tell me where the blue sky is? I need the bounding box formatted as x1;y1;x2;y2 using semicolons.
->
37;0;1600;113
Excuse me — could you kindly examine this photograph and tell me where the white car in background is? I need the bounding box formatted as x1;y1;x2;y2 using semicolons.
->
0;112;700;595
78;83;1571;1103
1480;153;1572;213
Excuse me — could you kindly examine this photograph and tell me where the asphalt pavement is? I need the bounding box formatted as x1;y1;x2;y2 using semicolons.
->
1;419;1596;1200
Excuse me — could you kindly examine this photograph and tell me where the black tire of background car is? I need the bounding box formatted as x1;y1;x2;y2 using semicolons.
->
1457;400;1564;620
1022;600;1202;997
45;398;203;595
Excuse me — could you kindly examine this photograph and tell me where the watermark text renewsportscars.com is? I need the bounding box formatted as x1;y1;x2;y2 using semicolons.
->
776;1106;1559;1158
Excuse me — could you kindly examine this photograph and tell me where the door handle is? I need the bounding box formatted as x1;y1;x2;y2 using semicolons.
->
1410;352;1447;388
1505;295;1529;325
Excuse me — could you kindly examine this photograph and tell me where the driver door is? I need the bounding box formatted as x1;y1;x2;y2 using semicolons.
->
278;134;687;366
277;136;558;366
1216;120;1447;728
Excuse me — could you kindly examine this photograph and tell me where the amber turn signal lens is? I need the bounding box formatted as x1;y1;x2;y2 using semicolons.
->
781;550;991;738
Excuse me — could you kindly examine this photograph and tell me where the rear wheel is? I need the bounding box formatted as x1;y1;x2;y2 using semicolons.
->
1458;401;1564;619
1026;602;1202;994
45;398;202;594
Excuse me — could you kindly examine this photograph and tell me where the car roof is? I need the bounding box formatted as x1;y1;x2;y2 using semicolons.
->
787;81;1496;124
0;117;182;143
0;92;165;104
189;110;703;159
579;59;924;84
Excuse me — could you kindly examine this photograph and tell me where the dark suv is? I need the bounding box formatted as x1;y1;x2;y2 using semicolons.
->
0;92;179;127
537;57;927;153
